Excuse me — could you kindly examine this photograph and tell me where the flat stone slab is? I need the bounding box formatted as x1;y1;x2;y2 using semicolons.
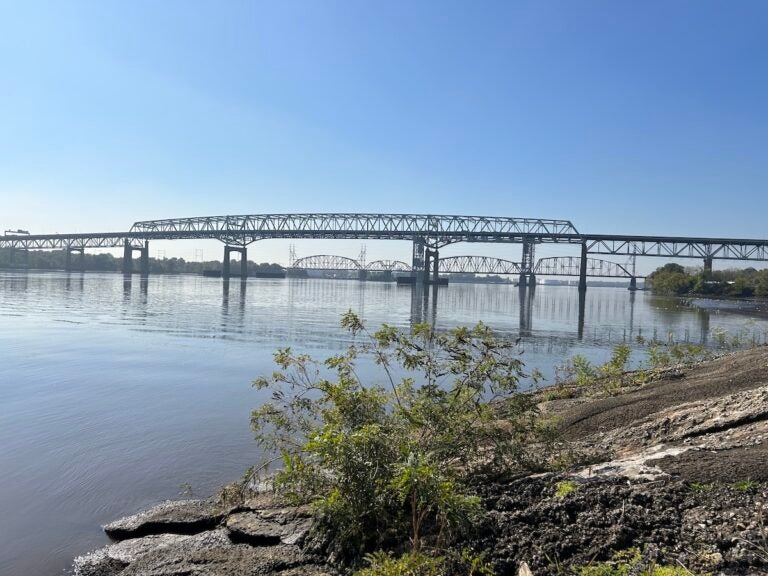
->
119;540;312;576
74;532;230;576
103;499;227;540
226;510;312;546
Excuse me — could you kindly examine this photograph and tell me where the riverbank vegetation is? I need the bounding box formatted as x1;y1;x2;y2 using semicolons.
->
248;314;754;575
648;262;768;297
251;312;560;574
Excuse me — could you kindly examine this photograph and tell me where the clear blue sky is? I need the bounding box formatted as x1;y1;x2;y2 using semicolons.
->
0;1;766;266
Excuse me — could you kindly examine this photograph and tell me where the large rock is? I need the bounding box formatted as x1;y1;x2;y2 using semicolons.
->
103;499;227;540
226;509;312;546
74;531;229;576
119;539;312;576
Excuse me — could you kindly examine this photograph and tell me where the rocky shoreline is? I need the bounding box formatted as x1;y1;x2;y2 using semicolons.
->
74;346;768;575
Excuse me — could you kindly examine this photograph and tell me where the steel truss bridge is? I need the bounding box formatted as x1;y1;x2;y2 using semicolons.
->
1;213;767;287
290;255;412;273
290;254;635;279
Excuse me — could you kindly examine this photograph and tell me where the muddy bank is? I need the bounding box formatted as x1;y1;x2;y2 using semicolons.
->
74;347;768;575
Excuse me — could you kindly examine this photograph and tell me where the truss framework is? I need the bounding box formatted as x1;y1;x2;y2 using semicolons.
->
1;214;767;263
439;256;522;275
290;254;361;271
535;256;634;278
365;260;412;272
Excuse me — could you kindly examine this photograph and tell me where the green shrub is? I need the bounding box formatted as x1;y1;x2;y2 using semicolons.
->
734;479;759;493
555;480;579;498
598;344;631;394
689;482;714;493
355;550;494;576
577;548;698;575
251;313;551;564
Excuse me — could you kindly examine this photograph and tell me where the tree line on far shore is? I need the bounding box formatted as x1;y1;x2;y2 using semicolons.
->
648;262;768;297
0;248;284;275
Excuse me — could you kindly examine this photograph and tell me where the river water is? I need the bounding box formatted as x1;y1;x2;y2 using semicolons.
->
1;271;767;575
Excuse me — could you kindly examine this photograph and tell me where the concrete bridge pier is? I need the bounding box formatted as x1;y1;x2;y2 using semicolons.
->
139;243;149;276
577;288;587;340
223;246;247;280
578;241;588;292
65;247;85;272
423;248;439;285
519;238;536;287
122;240;150;275
628;276;637;291
122;241;133;274
703;257;713;279
411;240;426;283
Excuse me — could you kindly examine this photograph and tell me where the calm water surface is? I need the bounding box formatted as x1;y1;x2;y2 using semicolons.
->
1;271;767;575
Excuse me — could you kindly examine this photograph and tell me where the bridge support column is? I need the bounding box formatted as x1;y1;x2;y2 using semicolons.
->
703;257;713;279
139;242;149;276
578;241;588;292
223;246;247;280
65;247;85;272
412;240;425;283
519;238;536;287
423;248;433;285
577;287;586;340
431;249;439;285
628;276;637;291
123;240;133;274
123;241;149;275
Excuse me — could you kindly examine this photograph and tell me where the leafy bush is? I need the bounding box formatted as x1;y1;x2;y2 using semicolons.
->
356;550;494;576
734;480;759;493
689;482;714;493
251;313;551;564
555;480;579;498
577;548;697;575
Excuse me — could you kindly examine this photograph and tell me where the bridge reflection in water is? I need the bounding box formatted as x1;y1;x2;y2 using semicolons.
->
106;274;731;352
5;271;760;375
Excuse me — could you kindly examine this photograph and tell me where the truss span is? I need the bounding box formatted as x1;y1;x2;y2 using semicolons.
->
535;256;633;278
366;259;412;272
290;255;361;271
438;256;522;275
130;213;579;245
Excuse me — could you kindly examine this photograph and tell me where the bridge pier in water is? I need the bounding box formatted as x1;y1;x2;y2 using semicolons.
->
223;245;247;280
578;241;588;292
65;247;85;272
122;240;150;275
519;238;536;287
703;257;713;279
423;248;440;285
